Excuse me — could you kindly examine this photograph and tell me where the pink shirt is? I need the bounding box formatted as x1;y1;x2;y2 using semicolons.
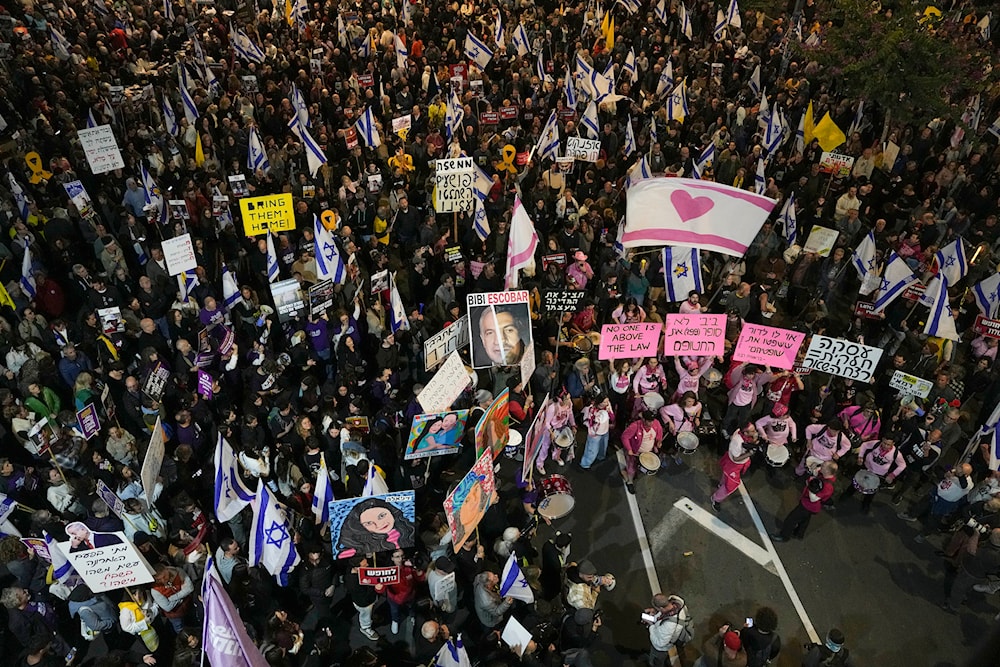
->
804;423;851;460
755;415;797;446
858;440;906;478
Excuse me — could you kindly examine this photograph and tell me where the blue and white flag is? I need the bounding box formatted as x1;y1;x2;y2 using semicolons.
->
51;27;72;60
602;59;615;89
872;252;918;314
654;0;669;25
214;434;255;522
666;80;687;121
614;219;627;259
794;109;805;154
779;193;798;247
499;554;535;602
249;481;301;586
749;64;761;97
464;32;494;69
337;14;348;47
161;95;178;136
355;106;382;148
314;214;346;283
86;109;98;128
924;274;959;341
44;530;76;583
581;101;600;139
589;68;613;101
511;23;530;57
564;70;577;108
713;9;728;41
617;0;640;14
934;238;968;285
764;104;784;155
178;270;199;302
649;117;658;147
248;126;270;174
388;271;410;333
655;61;674;97
394;32;408;69
222;263;243;310
623;48;637;83
848;100;864;137
230;24;266;64
288;115;327;177
627;155;652;189
623;116;636;158
141;163;163;220
266;233;279;282
852;230;876;279
575;54;595;96
446;88;464;140
8;173;29;221
473;163;493;202
291;84;310;128
163;0;174;21
663;247;703;302
536;110;561;161
290;0;308;31
494;11;504;49
726;0;742;28
179;71;199;124
678;1;693;38
358;33;373;58
433;636;472;667
973;272;1000;318
311;453;334;525
692;143;715;179
537;50;551;84
473;197;491;242
20;240;35;299
754;158;766;194
401;0;413;24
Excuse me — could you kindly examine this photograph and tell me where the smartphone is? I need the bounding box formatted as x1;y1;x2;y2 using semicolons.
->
65;647;77;664
641;613;657;624
745;617;754;627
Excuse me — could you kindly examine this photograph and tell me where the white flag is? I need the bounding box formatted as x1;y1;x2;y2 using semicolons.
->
314;214;346;283
663;246;703;302
214;434;255;522
924;274;959;341
505;196;539;289
871;252;918;314
311;453;334;525
266;233;279;282
464;32;494;69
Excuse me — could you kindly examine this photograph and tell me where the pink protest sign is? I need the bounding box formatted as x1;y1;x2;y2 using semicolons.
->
598;323;663;359
662;314;726;357
733;323;805;370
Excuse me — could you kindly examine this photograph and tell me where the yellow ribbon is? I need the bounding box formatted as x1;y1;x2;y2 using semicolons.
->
25;152;52;184
498;144;518;176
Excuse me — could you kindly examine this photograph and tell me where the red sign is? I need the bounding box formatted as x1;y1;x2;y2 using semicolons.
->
974;314;1000;339
516;151;530;166
558;109;577;122
902;283;926;301
499;106;519;120
344;127;358;150
357;73;374;88
542;253;567;270
449;63;468;81
854;301;882;320
480;111;499;125
358;566;400;586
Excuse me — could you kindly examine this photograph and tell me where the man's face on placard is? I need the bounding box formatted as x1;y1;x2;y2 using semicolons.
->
479;308;524;365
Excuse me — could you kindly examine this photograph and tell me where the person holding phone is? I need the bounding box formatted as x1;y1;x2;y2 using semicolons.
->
739;606;780;667
643;593;692;667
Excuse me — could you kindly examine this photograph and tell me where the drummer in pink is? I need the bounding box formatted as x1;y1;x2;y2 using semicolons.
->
837;433;907;513
672;357;716;401
711;423;760;511
755;403;797;478
794;420;852;477
619;411;663;495
536;392;578;475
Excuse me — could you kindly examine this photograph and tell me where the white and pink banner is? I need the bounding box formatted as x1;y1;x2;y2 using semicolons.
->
732;324;806;369
598;323;662;359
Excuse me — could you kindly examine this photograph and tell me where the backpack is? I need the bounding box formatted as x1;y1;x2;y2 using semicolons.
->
807;643;850;667
746;632;779;666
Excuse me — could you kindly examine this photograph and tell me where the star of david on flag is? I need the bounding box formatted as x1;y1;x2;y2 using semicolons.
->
499;554;535;603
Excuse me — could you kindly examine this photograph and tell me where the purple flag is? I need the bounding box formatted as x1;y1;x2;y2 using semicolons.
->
197;370;214;399
202;556;269;667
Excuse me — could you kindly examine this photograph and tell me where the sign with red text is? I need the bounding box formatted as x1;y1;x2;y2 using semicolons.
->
358;566;401;586
56;531;155;592
974;314;1000;339
662;313;726;357
598;323;662;359
733;324;806;370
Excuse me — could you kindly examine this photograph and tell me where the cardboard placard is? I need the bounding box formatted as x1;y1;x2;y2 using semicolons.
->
819;151;855;177
77;125;124;174
56;530;155;591
270;278;306;322
434;157;476;213
197;369;213;398
162;233;197;275
391;114;412;134
732;324;806;370
424;315;470;371
405;410;469;459
800;334;883;383
803;225;839;257
662;313;726;357
140;417;165;502
889;370;933;398
443;449;496;551
96;480;124;517
565;137;600;162
76;404;101;440
418;352;471;413
598;323;663;359
309;279;335;317
240;193;295;236
358;566;400;586
228;174;249;197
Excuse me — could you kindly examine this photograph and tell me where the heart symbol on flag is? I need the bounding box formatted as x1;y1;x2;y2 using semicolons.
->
670;190;714;223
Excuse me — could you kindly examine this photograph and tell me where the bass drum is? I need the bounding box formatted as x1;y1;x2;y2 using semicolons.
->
538;475;575;519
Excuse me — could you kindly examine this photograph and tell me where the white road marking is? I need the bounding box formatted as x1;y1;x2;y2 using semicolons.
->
624;480;662;594
672;497;775;570
738;482;821;644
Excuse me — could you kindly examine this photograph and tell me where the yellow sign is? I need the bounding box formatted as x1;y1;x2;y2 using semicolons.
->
25;152;52;184
239;193;295;236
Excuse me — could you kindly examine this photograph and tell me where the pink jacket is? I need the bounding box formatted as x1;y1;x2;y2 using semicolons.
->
622;419;663;455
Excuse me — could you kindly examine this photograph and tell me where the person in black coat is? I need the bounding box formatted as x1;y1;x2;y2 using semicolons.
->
540;532;572;601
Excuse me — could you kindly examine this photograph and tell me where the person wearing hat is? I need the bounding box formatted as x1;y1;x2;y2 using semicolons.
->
754;402;797;480
712;422;761;511
559;607;601;655
696;625;748;667
642;593;692;667
772;460;839;542
802;628;855;666
566;560;615;610
618;410;664;494
838;433;906;513
566;250;594;290
721;362;772;439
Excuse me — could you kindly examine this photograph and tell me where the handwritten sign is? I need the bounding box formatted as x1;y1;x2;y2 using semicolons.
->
803;226;839;257
162;233;197;276
662;313;726;357
77;125;124;174
142;362;170;401
434;157;475;213
566;137;600;162
57;534;155;592
800;335;883;383
974;314;1000;339
76;405;100;440
889;370;933;398
733;324;805;370
542;290;586;313
358;566;400;586
424;316;470;371
598;323;662;360
418;352;471;413
239;193;295;236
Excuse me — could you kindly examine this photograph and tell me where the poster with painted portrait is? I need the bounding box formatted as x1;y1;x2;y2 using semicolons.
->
475;388;510;460
443;450;496;552
467;291;533;368
522;396;550;479
328;491;417;559
405;410;469;460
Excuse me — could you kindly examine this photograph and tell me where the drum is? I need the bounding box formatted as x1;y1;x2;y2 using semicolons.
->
696;421;718;437
553;427;575;449
804;456;823;475
642;392;665;410
702;368;723;389
571;335;594;353
677;431;699;453
538;475;575;519
585;332;602;348
639;451;661;475
853;470;880;495
765;444;790;467
507;430;523;449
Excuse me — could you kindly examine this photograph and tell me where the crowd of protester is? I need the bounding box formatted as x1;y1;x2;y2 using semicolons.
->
0;0;997;664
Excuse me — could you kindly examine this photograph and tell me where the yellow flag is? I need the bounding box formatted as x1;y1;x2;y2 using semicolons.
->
601;10;611;37
606;16;615;50
285;0;293;25
0;281;14;310
803;101;815;145
195;133;205;167
812;112;847;151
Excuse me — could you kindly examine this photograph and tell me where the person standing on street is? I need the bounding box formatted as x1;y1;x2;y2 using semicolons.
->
642;593;693;667
618;411;663;495
740;606;780;667
802;628;856;667
772;462;838;542
711;423;760;512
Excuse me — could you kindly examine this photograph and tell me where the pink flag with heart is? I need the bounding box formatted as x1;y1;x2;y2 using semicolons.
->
623;178;777;257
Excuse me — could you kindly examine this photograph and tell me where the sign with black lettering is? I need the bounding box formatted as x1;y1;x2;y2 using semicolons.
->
239;193;295;236
565;137;600;162
542;290;585;312
800;334;883;383
434;157;475;213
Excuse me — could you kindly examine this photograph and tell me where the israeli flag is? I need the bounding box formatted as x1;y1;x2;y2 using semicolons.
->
654;0;668;26
432;636;472;667
934;239;968;285
537;50;551;84
473;164;493;202
614;219;627;258
794;109;805;154
161;95;178;136
20;240;35;299
337;14;348;48
627;156;652;189
848;100;865;137
575;54;595;97
248;126;270;174
589;68;613;101
499;554;535;603
163;0;174;21
222;263;243;310
617;0;640;14
973;272;1000;318
388;271;410;334
8;173;29;221
779;192;798;247
666;79;687;121
494;11;504;48
663;246;703;302
511;23;530;57
692;143;715;179
311;453;334;525
535;110;561;162
649;117;658;147
678;1;693;37
358;33;373;58
86;109;98;128
581;101;600;139
214;434;255;522
852;230;876;279
872;252;918;314
356;106;382;148
623;115;636;158
179;71;199;124
230;24;266;64
464;32;494;69
394;32;408;69
141;163;163;220
291;0;308;31
764;104;784;155
44;530;76;583
726;0;742;28
987;422;1000;472
288;115;327;177
623;48;637;83
402;0;413;24
565;70;577;108
754;158;766;194
178;270;200;302
249;481;301;586
473;197;491;242
749;64;761;97
51;27;72;60
713;9;727;41
446;88;464;140
291;84;311;128
314;214;346;283
924;274;959;341
266;233;279;283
